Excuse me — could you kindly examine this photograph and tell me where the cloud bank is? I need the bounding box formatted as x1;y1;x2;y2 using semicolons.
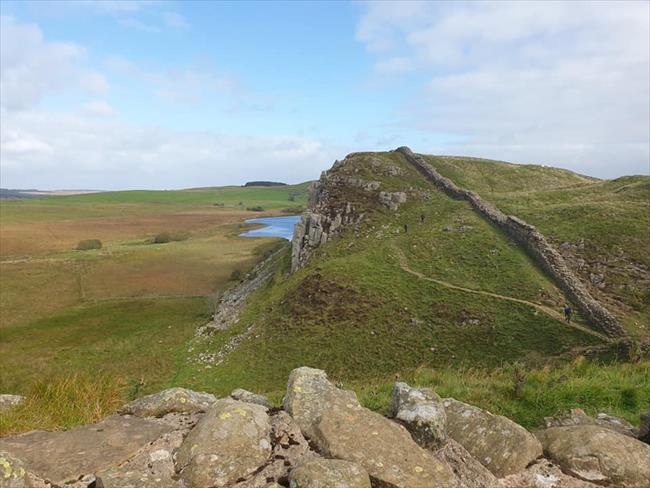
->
357;1;650;177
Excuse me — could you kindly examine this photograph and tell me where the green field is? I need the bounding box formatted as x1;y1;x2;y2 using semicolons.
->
2;154;647;435
0;183;308;433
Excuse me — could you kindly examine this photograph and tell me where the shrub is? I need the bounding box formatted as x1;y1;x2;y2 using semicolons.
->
152;232;189;244
76;239;102;250
230;269;242;281
246;206;265;212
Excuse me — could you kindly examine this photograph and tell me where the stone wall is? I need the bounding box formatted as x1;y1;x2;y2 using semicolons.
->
395;146;624;338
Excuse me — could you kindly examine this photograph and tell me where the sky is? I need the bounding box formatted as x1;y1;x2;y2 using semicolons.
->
1;0;649;190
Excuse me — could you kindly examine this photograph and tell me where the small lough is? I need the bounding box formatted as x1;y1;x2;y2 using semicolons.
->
240;215;301;240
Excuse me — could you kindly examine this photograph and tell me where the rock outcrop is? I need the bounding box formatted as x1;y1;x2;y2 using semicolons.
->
443;398;543;477
2;368;643;488
540;425;650;487
283;366;359;440
388;382;447;449
230;389;273;409
395;146;624;338
175;399;272;487
289;458;371;488
118;387;216;417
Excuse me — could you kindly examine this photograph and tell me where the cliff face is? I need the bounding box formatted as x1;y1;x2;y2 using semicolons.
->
291;155;408;271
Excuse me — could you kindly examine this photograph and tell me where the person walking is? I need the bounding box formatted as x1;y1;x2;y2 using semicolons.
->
563;305;573;323
404;223;408;233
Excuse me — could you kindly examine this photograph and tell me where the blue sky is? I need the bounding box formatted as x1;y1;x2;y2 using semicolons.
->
1;1;648;189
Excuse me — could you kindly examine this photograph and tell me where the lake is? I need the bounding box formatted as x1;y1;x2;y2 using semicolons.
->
240;215;302;240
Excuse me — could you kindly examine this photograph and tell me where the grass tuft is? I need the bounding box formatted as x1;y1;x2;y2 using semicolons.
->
0;372;126;435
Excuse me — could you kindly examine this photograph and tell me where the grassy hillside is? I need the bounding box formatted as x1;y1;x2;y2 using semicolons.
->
0;183;306;433
174;151;632;413
424;155;650;336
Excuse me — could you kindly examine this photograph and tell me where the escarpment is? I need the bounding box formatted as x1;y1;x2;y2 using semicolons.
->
291;146;625;338
291;154;409;271
394;146;625;338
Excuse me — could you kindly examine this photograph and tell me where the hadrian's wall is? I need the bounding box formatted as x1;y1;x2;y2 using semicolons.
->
395;146;624;338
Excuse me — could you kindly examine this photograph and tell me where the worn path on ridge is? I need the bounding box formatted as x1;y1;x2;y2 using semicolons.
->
394;247;609;342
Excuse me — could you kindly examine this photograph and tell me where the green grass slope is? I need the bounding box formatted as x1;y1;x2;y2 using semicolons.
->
424;155;650;336
176;151;617;408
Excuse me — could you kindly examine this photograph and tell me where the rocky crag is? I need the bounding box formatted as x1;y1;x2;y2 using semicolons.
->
291;146;625;338
2;367;649;488
291;156;409;271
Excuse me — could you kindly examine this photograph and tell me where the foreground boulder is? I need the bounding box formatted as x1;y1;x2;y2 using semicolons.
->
443;398;542;477
499;460;600;488
289;458;371;488
284;367;359;439
436;439;498;488
0;416;171;486
544;409;637;438
97;430;185;487
230;388;273;409
313;402;459;487
388;382;447;449
175;398;272;487
230;411;318;487
540;425;650;487
118;387;216;417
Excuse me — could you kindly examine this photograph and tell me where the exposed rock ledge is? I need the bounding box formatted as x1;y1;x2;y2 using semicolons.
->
2;368;648;488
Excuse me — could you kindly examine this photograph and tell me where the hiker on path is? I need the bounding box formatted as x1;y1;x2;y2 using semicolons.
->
563;306;573;323
420;214;425;224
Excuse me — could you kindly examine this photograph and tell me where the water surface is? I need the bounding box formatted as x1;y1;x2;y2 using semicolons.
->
240;215;301;240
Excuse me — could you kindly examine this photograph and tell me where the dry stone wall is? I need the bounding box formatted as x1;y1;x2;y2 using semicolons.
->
395;146;624;338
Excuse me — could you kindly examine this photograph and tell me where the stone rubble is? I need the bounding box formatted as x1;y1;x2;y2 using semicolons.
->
2;368;648;488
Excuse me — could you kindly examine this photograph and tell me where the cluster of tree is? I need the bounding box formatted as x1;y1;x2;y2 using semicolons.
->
243;181;287;187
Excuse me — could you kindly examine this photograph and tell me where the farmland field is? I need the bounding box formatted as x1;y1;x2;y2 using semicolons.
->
0;183;309;432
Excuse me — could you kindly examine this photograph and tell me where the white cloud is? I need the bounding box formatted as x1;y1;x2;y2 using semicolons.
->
0;16;110;110
105;55;246;103
357;1;650;176
1;109;338;189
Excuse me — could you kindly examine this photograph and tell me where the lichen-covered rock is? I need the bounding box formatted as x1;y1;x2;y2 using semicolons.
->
499;460;600;488
312;402;459;488
388;382;447;449
443;398;542;477
98;430;185;487
0;395;25;413
230;389;273;409
175;399;272;487
231;411;318;488
544;409;595;429
540;425;650;487
0;451;31;488
378;191;407;210
436;439;498;488
289;458;371;488
0;416;171;486
595;413;636;437
284;367;359;439
118;388;216;417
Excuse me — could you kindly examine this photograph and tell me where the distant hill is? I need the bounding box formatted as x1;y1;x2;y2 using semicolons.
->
183;148;649;401
243;181;287;187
